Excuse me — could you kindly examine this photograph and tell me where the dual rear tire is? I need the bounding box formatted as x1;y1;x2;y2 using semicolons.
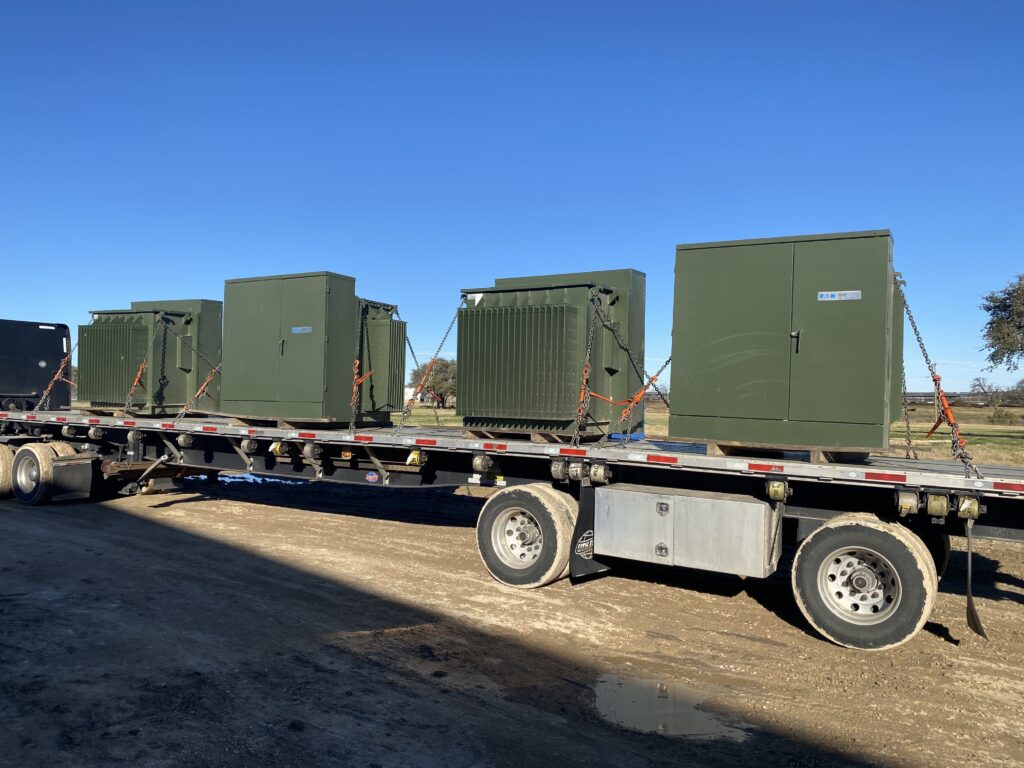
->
476;483;578;589
5;442;78;505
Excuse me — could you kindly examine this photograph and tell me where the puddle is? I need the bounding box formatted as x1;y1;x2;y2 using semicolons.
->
593;675;752;741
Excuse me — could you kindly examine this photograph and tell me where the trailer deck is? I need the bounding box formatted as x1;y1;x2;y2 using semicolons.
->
3;409;1023;503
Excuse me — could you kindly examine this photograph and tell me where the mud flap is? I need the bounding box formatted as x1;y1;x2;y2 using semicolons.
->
51;455;96;502
569;479;612;582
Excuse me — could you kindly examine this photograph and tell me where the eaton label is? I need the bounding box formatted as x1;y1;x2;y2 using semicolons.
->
817;290;862;302
291;326;314;334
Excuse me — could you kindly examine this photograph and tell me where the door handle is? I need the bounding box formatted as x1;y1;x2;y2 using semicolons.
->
790;329;802;353
280;338;286;355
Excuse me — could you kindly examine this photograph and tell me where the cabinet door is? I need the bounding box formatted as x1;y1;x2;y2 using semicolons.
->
789;239;889;425
278;276;328;403
223;279;281;402
673;243;794;420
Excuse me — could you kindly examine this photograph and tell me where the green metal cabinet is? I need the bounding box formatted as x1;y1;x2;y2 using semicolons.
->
458;269;645;437
74;299;222;415
220;272;405;425
669;231;903;450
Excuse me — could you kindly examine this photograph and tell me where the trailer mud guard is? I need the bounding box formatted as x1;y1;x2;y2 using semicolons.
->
569;479;612;581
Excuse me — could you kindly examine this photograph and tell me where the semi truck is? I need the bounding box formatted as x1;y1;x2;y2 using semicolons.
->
0;319;72;411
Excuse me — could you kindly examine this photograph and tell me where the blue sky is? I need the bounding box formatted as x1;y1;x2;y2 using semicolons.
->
1;2;1021;391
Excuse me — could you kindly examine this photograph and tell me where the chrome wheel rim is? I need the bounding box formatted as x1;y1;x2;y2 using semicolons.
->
491;507;544;570
15;455;40;495
817;546;902;625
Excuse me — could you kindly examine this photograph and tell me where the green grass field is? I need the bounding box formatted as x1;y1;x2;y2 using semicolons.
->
398;402;1024;467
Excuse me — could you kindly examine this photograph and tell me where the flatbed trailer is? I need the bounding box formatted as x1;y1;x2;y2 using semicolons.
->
2;408;1023;651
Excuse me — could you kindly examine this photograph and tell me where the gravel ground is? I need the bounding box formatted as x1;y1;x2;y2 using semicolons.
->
1;480;1022;767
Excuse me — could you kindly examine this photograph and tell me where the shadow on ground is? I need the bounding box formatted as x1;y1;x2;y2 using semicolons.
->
0;483;886;768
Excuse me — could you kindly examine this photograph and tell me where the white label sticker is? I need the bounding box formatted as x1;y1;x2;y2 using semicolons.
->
817;290;862;302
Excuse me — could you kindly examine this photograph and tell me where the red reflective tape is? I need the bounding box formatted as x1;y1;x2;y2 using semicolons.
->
202;426;218;433
0;412;7;419
994;481;1024;492
123;420;136;427
483;442;507;451
247;429;257;436
25;414;37;421
415;438;437;446
87;418;101;425
161;422;175;429
560;448;586;457
297;432;317;439
354;435;374;443
55;416;67;423
864;472;906;483
749;462;784;473
647;454;678;465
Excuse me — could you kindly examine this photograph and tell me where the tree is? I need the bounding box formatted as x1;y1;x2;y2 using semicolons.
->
409;358;457;409
981;274;1024;371
970;377;1005;408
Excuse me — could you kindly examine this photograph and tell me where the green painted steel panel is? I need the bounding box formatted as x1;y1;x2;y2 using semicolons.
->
789;237;891;425
362;315;406;412
279;276;329;404
222;279;281;403
220;272;403;425
669;231;902;450
671;243;793;420
75;300;222;415
458;269;645;435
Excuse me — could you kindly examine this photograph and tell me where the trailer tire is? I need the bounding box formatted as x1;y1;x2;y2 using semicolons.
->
477;483;575;589
792;513;937;651
48;441;77;458
0;445;14;498
11;443;58;506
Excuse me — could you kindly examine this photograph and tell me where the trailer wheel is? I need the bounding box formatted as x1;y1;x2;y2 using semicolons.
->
792;513;937;650
11;443;58;506
476;483;576;589
0;445;14;498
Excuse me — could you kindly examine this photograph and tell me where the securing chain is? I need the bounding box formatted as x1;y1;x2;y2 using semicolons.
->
122;359;148;413
349;299;369;432
590;300;671;410
601;355;672;445
570;298;601;447
395;297;465;434
34;343;78;411
153;313;224;419
176;365;220;420
894;275;981;478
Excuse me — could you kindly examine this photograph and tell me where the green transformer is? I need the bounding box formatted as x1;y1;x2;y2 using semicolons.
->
74;299;222;415
457;269;646;438
669;230;904;451
219;272;405;425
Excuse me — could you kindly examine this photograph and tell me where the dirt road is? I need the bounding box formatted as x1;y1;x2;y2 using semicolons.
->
1;480;1022;767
